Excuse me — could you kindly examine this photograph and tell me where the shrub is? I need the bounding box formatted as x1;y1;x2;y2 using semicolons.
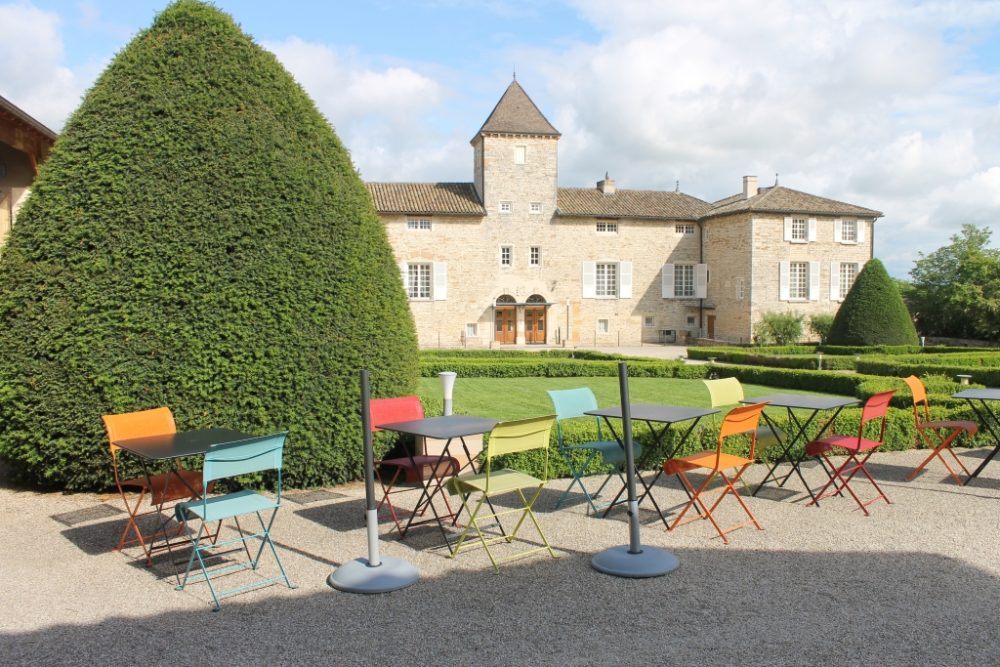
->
827;258;919;345
755;312;805;345
0;0;418;490
809;314;835;342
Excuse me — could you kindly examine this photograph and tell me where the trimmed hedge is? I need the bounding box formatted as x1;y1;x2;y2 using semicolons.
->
827;258;919;345
0;1;418;490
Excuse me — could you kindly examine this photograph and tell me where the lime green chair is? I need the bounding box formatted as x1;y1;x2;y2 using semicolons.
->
703;378;782;493
447;415;558;573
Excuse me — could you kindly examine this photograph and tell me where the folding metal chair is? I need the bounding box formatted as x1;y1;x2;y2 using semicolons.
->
174;432;295;610
902;375;976;485
370;396;460;534
102;407;210;564
663;402;768;543
448;415;558;572
805;390;895;515
547;388;639;514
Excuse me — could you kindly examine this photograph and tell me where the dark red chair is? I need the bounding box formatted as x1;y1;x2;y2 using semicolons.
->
805;390;895;515
370;396;459;534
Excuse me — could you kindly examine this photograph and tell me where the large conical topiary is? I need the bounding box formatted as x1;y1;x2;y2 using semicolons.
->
0;0;418;490
827;258;919;346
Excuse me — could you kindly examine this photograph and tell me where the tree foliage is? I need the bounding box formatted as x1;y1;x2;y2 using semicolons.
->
754;311;804;345
0;0;418;490
908;224;1000;341
827;258;919;346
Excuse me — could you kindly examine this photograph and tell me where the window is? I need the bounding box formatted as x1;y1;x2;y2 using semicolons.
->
406;218;431;231
530;246;540;266
839;262;859;299
644;316;655;328
674;264;695;297
514;145;526;164
789;261;809;299
842;219;857;242
737;277;745;300
465;323;479;338
785;216;816;243
686;316;696;326
791;217;807;241
595;262;618;297
500;245;512;267
530;202;542;214
499;201;512;214
407;263;432;299
597;319;609;334
675;223;695;235
596;221;618;234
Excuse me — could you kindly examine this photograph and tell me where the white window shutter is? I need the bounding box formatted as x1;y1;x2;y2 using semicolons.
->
399;262;408;288
695;263;708;299
808;218;817;242
582;261;596;298
783;217;792;242
661;263;675;298
433;262;447;300
619;261;632;299
809;261;820;301
779;261;790;301
858;220;867;243
834;219;843;243
830;261;840;300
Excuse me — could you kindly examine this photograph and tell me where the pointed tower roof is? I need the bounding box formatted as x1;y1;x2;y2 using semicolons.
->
473;80;560;140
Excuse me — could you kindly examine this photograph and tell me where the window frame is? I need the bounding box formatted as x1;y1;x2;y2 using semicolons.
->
529;245;541;267
406;217;432;231
675;223;695;235
529;201;542;214
407;262;433;300
674;264;696;298
595;262;619;297
839;261;859;299
789;261;809;300
499;201;512;214
596;221;619;234
500;245;513;267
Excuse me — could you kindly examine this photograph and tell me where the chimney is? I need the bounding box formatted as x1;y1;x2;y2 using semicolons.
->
743;175;758;198
597;172;616;194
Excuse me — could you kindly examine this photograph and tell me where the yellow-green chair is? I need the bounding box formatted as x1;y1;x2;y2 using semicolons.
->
447;415;558;573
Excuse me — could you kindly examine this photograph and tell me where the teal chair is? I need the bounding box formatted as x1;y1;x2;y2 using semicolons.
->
547;388;640;514
175;432;295;610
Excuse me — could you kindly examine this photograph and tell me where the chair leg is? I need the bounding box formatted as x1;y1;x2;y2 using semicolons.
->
905;428;970;485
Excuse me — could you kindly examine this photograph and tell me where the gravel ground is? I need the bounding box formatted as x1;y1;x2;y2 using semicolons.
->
2;447;999;666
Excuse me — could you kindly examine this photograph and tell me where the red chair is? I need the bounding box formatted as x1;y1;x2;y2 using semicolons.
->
805;391;895;515
370;396;460;534
902;375;976;485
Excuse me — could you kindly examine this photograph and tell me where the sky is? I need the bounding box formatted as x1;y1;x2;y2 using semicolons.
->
2;0;1000;277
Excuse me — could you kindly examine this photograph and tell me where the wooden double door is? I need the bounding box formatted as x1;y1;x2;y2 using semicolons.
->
494;305;547;344
495;306;516;344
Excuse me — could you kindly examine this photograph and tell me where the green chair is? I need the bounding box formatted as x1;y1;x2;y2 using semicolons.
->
547;388;640;514
174;432;295;610
448;415;558;573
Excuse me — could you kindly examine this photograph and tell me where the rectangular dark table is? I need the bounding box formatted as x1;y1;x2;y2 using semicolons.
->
953;388;1000;483
740;393;858;500
585;404;719;527
377;414;497;551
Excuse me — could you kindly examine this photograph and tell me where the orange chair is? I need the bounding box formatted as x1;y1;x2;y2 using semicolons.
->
902;375;976;485
102;407;210;564
663;402;768;544
370;396;460;535
805;391;895;515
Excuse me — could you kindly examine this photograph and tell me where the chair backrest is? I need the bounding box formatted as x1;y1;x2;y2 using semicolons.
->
484;414;556;460
902;375;930;424
857;391;895;442
202;432;287;487
547;388;598;421
703;377;745;407
704;402;768;469
102;407;176;454
369;396;424;432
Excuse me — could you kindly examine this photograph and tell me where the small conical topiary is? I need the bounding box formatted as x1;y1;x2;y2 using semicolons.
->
827;258;919;346
0;0;418;490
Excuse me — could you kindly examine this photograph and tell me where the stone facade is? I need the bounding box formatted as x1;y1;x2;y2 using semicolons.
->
0;95;56;240
370;81;882;348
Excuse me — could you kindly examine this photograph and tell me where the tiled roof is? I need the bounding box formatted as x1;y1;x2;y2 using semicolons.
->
475;80;560;138
366;182;485;215
705;185;882;219
557;188;711;220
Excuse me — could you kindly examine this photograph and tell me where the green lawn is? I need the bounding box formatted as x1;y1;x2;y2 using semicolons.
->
417;376;826;421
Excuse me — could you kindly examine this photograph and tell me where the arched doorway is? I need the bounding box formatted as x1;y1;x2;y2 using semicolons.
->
495;294;516;344
524;294;547;344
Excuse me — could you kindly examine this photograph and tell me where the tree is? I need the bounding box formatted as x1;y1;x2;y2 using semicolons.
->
754;311;804;345
827;258;919;345
0;0;418;490
908;224;1000;341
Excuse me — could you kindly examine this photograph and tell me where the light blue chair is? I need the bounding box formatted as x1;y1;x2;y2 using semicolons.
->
547;388;640;514
174;432;295;610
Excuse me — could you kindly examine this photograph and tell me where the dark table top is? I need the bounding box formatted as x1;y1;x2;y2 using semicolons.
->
378;414;497;439
586;404;719;424
113;428;255;461
954;388;1000;401
741;393;859;411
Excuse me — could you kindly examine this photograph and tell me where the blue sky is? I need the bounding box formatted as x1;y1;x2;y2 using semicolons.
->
3;0;1000;277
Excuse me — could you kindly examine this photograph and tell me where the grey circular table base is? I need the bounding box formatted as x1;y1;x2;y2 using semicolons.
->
327;556;419;594
591;545;680;578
